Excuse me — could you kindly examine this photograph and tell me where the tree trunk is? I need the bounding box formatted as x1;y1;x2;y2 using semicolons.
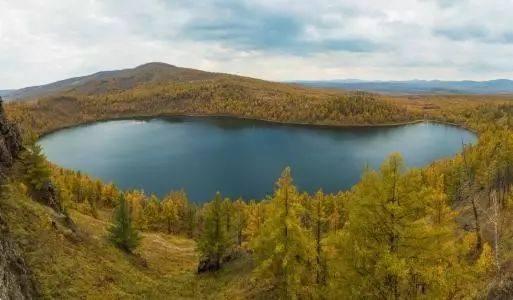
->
471;195;482;252
491;191;502;279
462;143;483;252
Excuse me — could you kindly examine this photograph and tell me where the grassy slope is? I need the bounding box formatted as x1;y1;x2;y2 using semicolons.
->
0;184;259;299
7;65;513;297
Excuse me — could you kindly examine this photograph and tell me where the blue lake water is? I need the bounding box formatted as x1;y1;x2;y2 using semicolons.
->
38;117;476;202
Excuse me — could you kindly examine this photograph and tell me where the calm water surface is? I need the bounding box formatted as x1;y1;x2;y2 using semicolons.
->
39;117;476;202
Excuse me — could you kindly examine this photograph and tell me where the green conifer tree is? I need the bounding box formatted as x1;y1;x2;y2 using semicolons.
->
197;192;230;271
109;194;141;252
20;144;51;191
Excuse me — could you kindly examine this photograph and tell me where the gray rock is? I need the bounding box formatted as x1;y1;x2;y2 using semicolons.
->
0;97;22;177
0;97;38;299
0;213;38;299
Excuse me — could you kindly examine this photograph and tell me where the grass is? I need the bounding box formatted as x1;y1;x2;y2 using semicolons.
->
0;183;258;299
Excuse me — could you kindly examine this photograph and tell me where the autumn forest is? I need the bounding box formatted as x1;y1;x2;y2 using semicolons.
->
0;63;512;299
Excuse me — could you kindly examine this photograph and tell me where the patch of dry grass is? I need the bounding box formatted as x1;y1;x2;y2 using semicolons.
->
1;185;258;299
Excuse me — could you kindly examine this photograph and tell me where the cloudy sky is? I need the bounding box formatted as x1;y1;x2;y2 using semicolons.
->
1;0;513;89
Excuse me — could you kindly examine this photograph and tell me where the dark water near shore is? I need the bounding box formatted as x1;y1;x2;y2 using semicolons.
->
38;117;476;202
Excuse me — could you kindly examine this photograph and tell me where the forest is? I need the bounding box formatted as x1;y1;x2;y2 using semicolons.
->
5;77;415;138
3;83;513;298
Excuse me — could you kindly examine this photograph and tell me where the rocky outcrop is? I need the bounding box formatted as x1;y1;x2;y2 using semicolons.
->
32;171;79;236
0;215;38;299
0;96;37;299
33;180;61;213
0;97;22;177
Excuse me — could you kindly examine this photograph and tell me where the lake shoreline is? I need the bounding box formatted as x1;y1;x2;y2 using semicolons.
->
37;112;476;139
39;115;477;201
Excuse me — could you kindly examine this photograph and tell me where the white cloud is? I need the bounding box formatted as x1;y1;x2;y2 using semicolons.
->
0;0;513;88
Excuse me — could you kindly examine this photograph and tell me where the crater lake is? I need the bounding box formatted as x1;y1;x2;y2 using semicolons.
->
38;117;476;202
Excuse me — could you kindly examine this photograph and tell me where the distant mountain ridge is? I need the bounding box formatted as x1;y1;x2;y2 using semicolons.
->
2;62;223;101
295;79;513;95
4;63;513;100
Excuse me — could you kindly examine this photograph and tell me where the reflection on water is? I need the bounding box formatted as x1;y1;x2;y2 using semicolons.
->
39;117;477;202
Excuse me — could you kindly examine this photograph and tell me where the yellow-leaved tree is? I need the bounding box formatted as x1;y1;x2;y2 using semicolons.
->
325;153;492;299
251;167;316;298
243;199;266;248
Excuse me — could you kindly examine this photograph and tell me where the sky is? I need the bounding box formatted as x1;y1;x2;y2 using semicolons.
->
1;0;513;89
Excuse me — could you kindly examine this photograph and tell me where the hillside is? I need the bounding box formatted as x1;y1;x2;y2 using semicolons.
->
6;63;513;100
4;63;416;136
0;99;36;299
4;65;513;298
0;185;260;299
2;63;223;101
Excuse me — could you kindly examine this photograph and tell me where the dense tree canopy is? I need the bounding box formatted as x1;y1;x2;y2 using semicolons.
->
5;79;416;137
10;81;513;297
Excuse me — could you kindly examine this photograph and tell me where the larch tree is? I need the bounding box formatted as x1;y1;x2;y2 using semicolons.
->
109;193;141;253
161;190;189;234
461;143;483;253
251;167;316;298
425;171;493;297
72;171;84;203
197;192;231;271
324;192;347;232
86;194;99;219
144;194;161;230
183;203;198;238
101;182;119;207
244;200;266;246
19;143;51;192
173;190;189;232
233;198;248;247
94;180;103;207
326;153;492;299
311;190;327;285
162;193;179;234
222;197;235;243
125;189;146;229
